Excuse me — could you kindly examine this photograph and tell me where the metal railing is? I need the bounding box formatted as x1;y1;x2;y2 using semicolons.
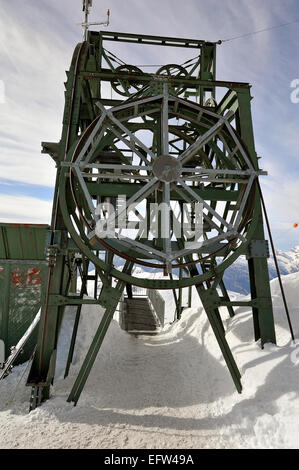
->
132;286;147;296
147;289;165;327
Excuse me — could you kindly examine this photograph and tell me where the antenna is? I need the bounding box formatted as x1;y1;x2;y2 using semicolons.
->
78;0;110;40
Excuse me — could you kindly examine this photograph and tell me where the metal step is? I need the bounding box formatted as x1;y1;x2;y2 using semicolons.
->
119;296;160;334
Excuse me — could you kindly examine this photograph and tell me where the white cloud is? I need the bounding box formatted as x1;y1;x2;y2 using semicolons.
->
0;194;52;224
260;163;299;249
0;4;70;187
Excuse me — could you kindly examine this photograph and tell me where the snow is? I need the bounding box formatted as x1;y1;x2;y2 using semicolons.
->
221;246;299;294
1;273;299;449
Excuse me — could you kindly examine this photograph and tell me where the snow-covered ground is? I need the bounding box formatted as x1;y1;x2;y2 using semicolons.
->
0;273;299;449
224;245;299;294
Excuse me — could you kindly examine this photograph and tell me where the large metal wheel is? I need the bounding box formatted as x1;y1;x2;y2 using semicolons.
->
156;64;188;95
111;65;144;96
59;90;261;288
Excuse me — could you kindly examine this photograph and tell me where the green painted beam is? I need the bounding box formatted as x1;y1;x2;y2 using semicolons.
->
97;30;210;47
216;89;238;115
81;70;250;90
86;182;240;202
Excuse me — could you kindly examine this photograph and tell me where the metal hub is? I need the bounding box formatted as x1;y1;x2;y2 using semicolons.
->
152;154;182;183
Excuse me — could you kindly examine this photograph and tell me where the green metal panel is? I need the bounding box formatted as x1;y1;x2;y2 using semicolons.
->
0;223;48;260
0;224;49;364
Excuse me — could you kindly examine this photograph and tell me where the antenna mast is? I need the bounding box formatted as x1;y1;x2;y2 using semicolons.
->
79;0;110;40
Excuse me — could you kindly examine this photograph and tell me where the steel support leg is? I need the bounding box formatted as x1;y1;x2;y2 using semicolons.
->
196;284;242;393
67;262;133;405
219;279;235;318
67;286;124;405
248;257;276;346
26;232;69;403
64;262;89;379
64;304;83;379
186;257;242;393
236;88;276;347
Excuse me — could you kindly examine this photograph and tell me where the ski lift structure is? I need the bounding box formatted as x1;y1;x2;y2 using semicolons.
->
0;3;278;410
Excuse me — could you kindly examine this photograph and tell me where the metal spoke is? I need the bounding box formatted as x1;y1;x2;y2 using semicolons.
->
163;182;172;258
83;127;108;166
178;178;233;231
224;121;255;170
179;118;226;166
170;233;231;260
174;96;215;119
76;112;107;164
172;183;223;234
81;173;151;181
107;124;152;167
181;168;262;175
233;174;256;228
161;84;169;155
104;94;164;114
181;176;249;184
74;167;97;220
96;177;159;235
82;163;152;171
62;162;150;170
108;111;157;161
116;236;168;261
87;230;168;261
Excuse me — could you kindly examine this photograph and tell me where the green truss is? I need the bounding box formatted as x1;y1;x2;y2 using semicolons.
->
26;30;276;409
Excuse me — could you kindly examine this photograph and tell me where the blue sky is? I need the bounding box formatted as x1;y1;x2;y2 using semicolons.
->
0;0;298;249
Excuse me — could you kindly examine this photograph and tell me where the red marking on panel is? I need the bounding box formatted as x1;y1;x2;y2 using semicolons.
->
12;269;24;286
26;267;41;285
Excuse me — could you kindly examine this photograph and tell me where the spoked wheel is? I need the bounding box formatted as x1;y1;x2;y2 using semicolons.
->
156;64;188;95
59;90;261;288
111;65;144;97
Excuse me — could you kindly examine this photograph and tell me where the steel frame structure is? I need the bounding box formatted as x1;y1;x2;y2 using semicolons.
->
26;30;276;409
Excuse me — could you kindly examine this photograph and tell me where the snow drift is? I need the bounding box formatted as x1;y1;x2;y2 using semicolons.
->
0;273;299;449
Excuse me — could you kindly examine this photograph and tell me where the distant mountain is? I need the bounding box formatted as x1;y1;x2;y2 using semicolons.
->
224;246;299;294
89;247;299;295
131;246;299;295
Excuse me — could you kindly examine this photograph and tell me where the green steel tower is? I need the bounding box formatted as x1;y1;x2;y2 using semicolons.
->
24;25;276;409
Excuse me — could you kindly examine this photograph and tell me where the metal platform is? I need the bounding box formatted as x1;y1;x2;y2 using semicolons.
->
119;290;165;335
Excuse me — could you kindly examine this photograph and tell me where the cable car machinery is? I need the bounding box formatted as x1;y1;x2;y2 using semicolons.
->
26;1;276;409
